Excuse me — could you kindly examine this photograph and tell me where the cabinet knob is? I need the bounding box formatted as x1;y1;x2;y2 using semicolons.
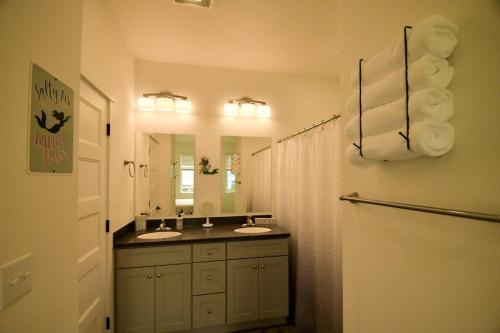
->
207;308;213;314
207;275;213;281
147;274;153;279
157;273;162;278
253;265;257;269
207;250;213;255
261;264;265;269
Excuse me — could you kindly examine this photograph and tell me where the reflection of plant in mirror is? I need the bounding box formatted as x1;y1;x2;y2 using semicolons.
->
199;156;219;175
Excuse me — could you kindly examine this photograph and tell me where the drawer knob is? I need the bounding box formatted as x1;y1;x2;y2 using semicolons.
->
157;273;162;278
207;275;213;281
207;250;213;255
253;265;257;269
261;264;265;269
207;308;213;314
147;274;153;279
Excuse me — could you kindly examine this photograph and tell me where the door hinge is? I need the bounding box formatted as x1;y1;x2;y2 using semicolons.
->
106;316;111;330
105;220;110;233
106;123;111;136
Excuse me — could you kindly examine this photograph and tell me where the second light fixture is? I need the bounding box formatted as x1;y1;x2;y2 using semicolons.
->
224;97;271;118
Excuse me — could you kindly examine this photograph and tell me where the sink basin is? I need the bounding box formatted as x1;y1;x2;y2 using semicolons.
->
233;227;272;234
137;231;182;240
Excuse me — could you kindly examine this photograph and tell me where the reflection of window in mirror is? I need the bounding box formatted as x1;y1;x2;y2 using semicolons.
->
225;153;236;193
180;153;194;194
221;136;272;214
174;134;195;214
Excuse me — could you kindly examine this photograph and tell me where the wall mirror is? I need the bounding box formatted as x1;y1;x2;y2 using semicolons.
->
135;133;195;216
220;136;272;214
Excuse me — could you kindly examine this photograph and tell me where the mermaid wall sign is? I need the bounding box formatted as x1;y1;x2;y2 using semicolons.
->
28;63;74;174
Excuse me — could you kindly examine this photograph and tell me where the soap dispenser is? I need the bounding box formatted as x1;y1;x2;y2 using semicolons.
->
176;212;184;231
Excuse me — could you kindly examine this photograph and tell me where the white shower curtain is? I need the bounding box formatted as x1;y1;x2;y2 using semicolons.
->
277;120;340;333
247;148;272;212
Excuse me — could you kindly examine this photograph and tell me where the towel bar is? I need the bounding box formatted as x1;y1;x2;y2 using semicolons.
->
339;192;500;224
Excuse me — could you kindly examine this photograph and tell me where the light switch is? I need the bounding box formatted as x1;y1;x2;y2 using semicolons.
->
0;253;32;311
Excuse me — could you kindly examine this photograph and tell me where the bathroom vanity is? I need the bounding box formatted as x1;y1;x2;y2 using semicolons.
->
114;221;290;333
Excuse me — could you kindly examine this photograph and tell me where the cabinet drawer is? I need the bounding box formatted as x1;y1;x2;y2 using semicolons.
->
192;293;226;328
193;242;226;262
116;245;191;268
193;261;226;295
227;239;288;259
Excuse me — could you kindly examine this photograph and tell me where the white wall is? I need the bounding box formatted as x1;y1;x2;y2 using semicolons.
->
337;1;500;332
0;1;82;332
135;60;339;214
81;0;136;232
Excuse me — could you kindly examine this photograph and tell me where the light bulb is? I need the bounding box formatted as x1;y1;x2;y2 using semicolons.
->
256;105;271;118
240;103;256;117
156;97;174;112
223;103;239;116
176;99;192;113
138;97;155;112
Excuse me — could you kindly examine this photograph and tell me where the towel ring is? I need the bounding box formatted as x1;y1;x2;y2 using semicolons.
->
124;160;135;178
140;163;148;178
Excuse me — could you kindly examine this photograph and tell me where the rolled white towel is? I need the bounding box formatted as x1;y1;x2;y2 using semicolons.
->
347;120;455;163
345;88;454;140
350;15;459;88
346;54;454;115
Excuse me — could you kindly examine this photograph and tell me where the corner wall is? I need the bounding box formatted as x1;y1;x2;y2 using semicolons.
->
337;1;500;332
0;1;83;332
81;0;136;232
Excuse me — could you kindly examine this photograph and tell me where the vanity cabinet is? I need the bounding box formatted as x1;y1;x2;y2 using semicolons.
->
116;238;289;333
117;267;155;333
116;246;192;333
227;239;289;324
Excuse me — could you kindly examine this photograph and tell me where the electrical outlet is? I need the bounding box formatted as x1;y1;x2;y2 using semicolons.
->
0;253;32;311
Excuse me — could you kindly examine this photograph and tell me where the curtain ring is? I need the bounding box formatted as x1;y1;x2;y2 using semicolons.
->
140;163;148;178
124;160;135;177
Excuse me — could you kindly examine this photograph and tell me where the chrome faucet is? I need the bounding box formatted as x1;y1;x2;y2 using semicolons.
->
242;215;255;227
156;219;171;231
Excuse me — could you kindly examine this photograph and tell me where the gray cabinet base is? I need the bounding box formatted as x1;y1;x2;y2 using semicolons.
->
181;317;287;333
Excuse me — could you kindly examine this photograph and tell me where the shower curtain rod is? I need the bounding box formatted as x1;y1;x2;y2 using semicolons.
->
251;145;271;156
339;192;500;224
277;114;341;143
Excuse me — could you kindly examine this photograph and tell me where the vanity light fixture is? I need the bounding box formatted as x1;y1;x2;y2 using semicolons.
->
223;97;271;118
174;0;211;8
137;92;192;113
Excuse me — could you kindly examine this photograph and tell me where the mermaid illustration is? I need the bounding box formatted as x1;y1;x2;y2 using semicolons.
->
34;110;71;134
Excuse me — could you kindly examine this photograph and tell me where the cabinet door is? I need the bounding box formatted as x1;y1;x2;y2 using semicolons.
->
259;256;289;320
155;264;191;332
116;267;155;333
227;258;259;324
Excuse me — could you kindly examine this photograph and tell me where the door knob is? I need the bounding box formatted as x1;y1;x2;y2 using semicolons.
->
207;308;213;314
207;275;213;281
207;250;213;255
157;273;162;278
147;274;153;279
253;265;257;269
261;264;265;269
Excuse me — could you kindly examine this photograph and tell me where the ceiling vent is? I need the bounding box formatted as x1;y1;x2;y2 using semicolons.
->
174;0;211;8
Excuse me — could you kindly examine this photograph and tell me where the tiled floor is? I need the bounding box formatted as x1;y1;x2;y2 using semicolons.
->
239;325;296;333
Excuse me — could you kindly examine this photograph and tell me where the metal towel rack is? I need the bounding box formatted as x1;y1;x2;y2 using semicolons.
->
339;192;500;224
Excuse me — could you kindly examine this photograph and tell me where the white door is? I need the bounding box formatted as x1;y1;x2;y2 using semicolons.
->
77;79;108;333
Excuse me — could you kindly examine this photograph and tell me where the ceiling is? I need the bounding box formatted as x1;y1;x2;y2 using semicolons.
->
106;0;339;77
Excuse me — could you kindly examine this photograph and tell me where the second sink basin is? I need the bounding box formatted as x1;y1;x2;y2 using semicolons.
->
137;231;182;240
233;226;272;234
